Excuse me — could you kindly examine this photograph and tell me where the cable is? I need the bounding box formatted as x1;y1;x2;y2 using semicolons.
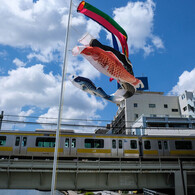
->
4;114;151;124
4;114;113;123
2;119;194;130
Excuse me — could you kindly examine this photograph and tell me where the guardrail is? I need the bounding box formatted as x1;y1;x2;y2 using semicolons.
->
0;158;194;192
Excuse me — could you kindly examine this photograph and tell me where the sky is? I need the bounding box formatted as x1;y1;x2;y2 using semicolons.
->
0;0;195;194
0;0;195;132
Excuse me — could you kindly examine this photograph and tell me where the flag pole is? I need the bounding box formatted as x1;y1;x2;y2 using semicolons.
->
51;0;73;194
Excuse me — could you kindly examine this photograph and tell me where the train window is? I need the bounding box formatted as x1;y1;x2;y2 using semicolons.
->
85;139;92;148
36;137;55;147
158;141;162;150
112;140;116;149
65;138;69;148
22;137;27;147
119;140;123;149
130;140;137;149
94;139;104;148
164;141;168;150
72;139;76;148
85;139;104;148
15;137;20;146
175;141;192;150
144;140;151;149
0;136;6;146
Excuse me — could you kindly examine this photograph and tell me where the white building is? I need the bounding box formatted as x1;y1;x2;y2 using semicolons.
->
111;90;195;135
179;90;195;117
131;115;195;136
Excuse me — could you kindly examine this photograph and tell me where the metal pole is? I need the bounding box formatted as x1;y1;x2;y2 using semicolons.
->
0;111;4;130
179;159;187;195
51;0;73;194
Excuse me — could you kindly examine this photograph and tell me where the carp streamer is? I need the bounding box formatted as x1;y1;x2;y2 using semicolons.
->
70;1;144;104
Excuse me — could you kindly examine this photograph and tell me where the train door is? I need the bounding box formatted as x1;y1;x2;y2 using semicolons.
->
118;139;124;157
111;139;124;157
111;139;117;157
64;137;77;156
13;136;28;155
157;140;169;157
163;140;169;156
64;138;70;156
70;138;76;156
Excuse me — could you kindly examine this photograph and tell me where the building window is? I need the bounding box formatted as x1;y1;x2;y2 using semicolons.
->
134;114;139;120
149;104;156;108
134;103;138;107
172;109;178;112
183;106;187;111
181;94;185;99
164;104;168;108
188;104;194;112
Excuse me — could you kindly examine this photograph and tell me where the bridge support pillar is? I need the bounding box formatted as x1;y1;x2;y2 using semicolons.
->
174;171;187;195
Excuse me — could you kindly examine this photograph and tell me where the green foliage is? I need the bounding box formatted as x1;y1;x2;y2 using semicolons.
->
84;192;94;195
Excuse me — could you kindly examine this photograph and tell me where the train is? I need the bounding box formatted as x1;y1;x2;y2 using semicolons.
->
0;130;195;159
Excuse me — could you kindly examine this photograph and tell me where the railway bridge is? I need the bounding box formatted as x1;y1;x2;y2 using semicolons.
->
0;158;195;195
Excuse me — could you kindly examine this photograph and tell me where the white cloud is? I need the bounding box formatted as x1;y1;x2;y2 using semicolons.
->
0;0;164;62
86;20;102;39
19;109;34;118
0;64;106;132
152;35;164;49
13;58;26;67
169;68;195;95
68;56;101;80
112;0;164;55
27;53;53;63
0;65;59;111
0;0;86;62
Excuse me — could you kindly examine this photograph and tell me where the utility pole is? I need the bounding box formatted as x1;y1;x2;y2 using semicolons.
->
0;111;4;130
50;0;73;194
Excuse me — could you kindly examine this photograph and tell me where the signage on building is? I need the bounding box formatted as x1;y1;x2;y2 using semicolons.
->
136;77;149;91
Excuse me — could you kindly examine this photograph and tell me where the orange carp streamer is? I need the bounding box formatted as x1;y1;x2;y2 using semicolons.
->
73;46;143;89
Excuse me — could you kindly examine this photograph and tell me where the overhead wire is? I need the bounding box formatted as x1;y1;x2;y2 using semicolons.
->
2;119;193;131
4;113;150;124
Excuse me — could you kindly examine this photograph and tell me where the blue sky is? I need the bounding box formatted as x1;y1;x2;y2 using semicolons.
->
0;0;195;194
0;0;195;132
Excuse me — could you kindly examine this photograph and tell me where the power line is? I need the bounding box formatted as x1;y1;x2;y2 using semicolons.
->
4;114;113;123
4;114;148;124
2;119;107;129
2;119;194;130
